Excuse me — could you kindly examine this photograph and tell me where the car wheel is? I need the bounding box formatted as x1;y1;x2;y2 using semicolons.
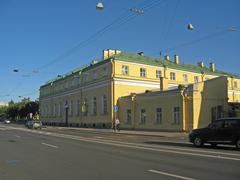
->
236;139;240;150
193;137;203;147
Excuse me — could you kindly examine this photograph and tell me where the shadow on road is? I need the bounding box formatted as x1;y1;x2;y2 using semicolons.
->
144;140;238;151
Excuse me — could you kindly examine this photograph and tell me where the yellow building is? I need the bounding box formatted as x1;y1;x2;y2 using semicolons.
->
39;49;240;131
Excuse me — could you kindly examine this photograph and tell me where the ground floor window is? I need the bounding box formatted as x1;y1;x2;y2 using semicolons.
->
126;109;132;124
92;97;97;115
82;98;88;116
140;109;146;124
156;108;162;124
102;95;107;115
76;100;80;116
173;107;180;124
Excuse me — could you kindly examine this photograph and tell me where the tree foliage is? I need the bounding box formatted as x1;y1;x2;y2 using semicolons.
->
0;99;39;121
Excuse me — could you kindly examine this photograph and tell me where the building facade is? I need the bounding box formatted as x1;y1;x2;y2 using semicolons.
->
39;49;240;131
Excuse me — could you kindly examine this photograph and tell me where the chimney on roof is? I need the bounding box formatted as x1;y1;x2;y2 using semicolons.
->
102;49;121;60
209;62;215;72
164;55;170;61
198;61;205;68
174;55;179;64
138;52;144;56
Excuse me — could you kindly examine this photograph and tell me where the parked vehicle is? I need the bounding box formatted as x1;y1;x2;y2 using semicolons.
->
26;121;42;129
189;117;240;149
4;120;11;124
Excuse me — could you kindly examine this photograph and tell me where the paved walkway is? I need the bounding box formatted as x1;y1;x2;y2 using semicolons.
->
46;126;189;138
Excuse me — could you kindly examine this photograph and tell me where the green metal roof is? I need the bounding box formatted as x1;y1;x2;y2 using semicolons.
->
114;52;240;78
41;51;240;88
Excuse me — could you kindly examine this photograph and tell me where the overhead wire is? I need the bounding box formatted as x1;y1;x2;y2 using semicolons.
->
34;0;164;72
1;0;166;101
162;26;240;53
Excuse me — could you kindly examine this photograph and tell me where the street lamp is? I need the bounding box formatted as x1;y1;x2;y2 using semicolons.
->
65;101;69;127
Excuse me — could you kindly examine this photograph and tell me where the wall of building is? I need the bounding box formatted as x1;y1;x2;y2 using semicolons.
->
190;76;228;129
39;50;240;131
227;77;240;103
118;90;184;131
40;60;113;128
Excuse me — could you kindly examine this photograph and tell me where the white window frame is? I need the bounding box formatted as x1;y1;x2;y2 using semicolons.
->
92;71;97;80
92;97;97;115
140;109;146;124
156;70;162;78
156;107;162;124
126;109;132;124
194;76;199;83
83;74;88;82
173;107;181;124
234;81;238;88
83;98;88;116
140;68;147;77
170;72;176;80
122;65;129;75
102;95;107;115
103;66;108;76
183;74;188;82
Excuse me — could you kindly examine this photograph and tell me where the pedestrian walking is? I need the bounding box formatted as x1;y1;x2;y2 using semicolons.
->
115;118;120;131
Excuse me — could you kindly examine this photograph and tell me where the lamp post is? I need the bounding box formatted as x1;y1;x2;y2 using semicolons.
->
65;102;69;127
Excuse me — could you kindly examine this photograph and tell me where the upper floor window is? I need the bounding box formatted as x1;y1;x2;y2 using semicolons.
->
170;72;176;80
234;81;238;88
140;68;147;77
173;107;180;124
92;71;97;80
122;65;129;75
83;74;88;82
194;76;199;83
156;70;162;78
103;67;108;76
183;74;188;82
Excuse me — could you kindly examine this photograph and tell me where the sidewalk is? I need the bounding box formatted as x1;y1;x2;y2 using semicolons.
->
47;126;188;138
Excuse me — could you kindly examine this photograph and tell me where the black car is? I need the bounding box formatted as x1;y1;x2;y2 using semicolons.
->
189;118;240;149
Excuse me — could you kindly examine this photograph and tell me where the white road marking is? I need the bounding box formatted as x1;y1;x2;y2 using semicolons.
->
46;133;240;161
148;169;196;180
41;143;59;149
15;135;21;138
95;136;104;139
6;126;240;161
94;136;122;140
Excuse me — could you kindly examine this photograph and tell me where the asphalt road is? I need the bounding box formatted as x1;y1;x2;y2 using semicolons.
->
0;124;240;180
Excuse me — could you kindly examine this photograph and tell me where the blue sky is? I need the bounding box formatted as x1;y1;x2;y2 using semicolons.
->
0;0;239;102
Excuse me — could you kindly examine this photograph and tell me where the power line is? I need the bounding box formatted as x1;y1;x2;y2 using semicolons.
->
1;0;166;101
161;26;240;53
34;0;164;72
